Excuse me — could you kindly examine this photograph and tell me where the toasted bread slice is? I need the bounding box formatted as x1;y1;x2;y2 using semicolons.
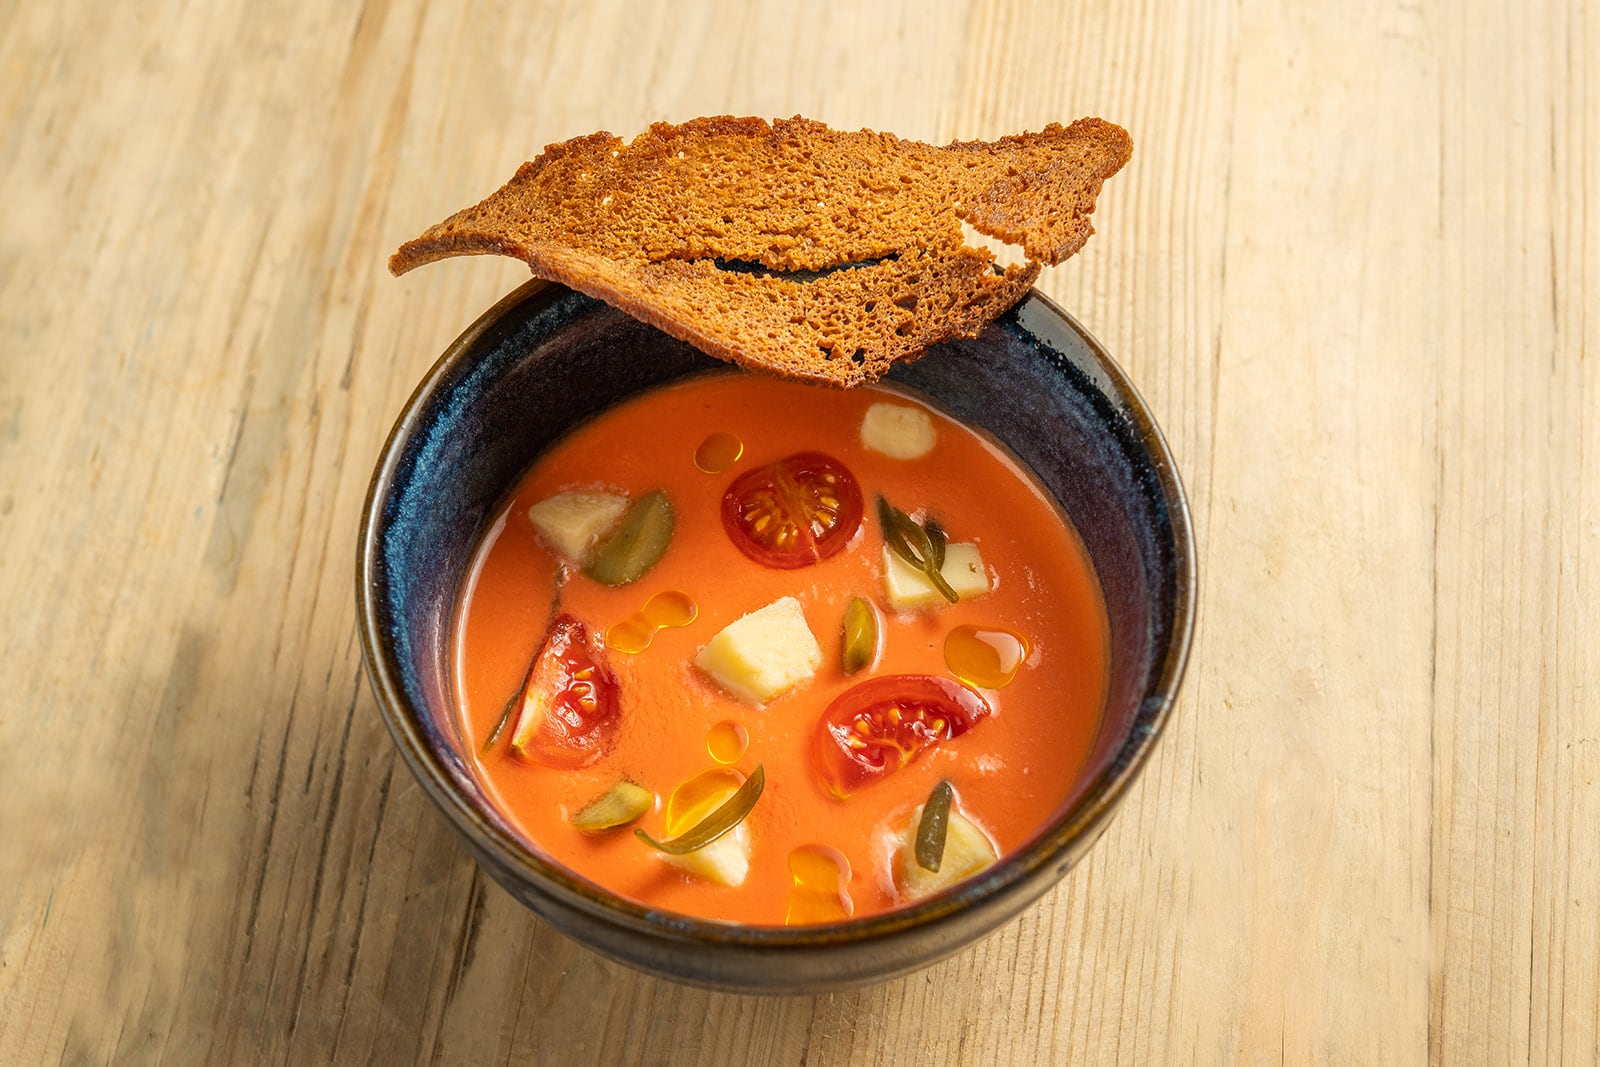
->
391;116;1130;386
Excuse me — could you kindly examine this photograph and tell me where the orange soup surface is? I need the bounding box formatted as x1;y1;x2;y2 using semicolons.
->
454;373;1108;924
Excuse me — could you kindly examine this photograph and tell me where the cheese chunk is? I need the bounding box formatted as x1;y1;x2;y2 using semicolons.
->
527;490;629;562
860;402;936;459
663;822;751;887
881;542;990;610
695;596;822;705
893;806;999;901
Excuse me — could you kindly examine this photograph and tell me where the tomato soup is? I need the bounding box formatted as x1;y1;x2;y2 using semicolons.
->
454;373;1108;924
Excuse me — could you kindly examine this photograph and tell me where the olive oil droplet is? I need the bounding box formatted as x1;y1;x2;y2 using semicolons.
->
786;845;853;925
608;590;698;654
694;432;744;474
643;589;696;627
664;767;744;836
944;625;1030;689
706;720;749;764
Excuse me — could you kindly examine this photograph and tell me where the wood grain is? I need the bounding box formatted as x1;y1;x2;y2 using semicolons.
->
1;0;1595;1062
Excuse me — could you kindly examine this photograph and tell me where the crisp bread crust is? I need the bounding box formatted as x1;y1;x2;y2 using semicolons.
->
391;116;1132;387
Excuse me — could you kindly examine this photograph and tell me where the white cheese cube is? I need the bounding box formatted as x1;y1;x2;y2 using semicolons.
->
695;596;822;705
860;402;937;459
526;490;629;562
893;806;998;901
663;822;751;887
881;542;990;610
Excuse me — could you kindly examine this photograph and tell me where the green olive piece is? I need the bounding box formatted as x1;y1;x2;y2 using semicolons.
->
915;779;956;872
570;781;654;833
586;490;675;586
841;597;878;675
635;765;765;855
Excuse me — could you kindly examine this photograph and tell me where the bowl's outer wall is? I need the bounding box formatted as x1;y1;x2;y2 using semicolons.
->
362;282;1190;991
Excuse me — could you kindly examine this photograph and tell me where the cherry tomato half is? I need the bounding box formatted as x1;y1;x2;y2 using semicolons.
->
813;675;991;796
510;614;620;769
721;451;864;569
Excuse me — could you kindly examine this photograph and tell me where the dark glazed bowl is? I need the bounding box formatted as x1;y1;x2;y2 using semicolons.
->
357;279;1195;993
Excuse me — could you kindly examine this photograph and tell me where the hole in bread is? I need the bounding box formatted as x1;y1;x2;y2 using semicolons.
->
714;258;782;276
850;348;865;365
863;301;876;313
895;296;918;311
704;254;898;283
960;220;1028;270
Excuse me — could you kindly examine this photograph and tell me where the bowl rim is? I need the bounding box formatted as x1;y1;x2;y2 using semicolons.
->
356;278;1196;950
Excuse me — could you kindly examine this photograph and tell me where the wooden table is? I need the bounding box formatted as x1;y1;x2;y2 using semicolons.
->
3;2;1595;1062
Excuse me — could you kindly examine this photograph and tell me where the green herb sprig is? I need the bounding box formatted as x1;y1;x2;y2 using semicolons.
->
635;765;765;855
878;497;958;603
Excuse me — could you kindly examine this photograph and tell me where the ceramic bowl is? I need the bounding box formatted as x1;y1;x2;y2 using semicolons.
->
357;279;1195;992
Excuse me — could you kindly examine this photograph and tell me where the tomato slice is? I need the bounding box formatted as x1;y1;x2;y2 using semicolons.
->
812;675;991;796
721;451;864;569
510;614;620;769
